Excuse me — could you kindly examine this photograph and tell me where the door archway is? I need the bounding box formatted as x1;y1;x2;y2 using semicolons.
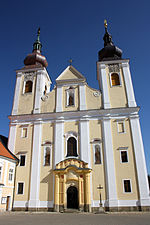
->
67;186;78;209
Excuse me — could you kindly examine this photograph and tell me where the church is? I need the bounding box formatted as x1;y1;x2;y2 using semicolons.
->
7;21;150;212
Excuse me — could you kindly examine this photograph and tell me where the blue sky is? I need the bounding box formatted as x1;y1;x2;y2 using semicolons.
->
0;0;150;173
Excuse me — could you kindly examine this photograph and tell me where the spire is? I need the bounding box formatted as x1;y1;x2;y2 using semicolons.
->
33;28;42;53
98;20;122;61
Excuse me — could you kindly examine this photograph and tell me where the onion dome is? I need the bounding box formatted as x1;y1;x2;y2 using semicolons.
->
98;20;122;61
24;28;48;68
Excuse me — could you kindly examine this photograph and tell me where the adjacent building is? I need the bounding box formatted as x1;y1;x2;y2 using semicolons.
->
8;23;150;212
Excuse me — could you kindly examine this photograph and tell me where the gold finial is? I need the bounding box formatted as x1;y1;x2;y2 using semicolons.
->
104;19;107;29
68;58;73;65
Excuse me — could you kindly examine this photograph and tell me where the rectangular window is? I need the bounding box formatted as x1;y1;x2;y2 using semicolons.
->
17;182;24;194
44;147;50;166
0;166;2;180
8;168;14;181
121;151;128;163
22;127;28;138
20;155;26;166
124;180;131;193
118;122;125;133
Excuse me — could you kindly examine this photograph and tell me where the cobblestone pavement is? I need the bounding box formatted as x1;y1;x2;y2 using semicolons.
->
0;212;150;225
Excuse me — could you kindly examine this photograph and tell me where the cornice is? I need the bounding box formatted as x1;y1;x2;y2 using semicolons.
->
8;107;140;125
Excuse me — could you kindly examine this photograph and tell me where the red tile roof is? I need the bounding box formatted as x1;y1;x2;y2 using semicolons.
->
0;135;18;161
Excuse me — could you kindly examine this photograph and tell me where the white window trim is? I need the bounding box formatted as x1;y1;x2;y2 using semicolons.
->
120;150;129;164
65;132;78;158
43;145;52;167
117;120;126;134
122;179;132;193
109;72;122;87
92;142;103;165
19;154;26;167
21;127;28;138
17;182;25;195
8;167;14;183
23;80;33;94
65;87;75;107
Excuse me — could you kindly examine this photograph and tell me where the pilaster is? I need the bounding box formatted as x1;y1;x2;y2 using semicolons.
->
8;125;17;154
130;116;150;206
54;174;60;212
12;72;22;115
56;86;63;112
97;63;110;109
102;118;118;207
79;84;86;110
28;122;42;209
122;62;137;107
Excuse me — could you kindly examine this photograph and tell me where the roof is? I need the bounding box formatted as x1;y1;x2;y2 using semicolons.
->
0;135;18;162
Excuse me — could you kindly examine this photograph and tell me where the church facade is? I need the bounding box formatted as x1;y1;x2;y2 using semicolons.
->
8;24;150;212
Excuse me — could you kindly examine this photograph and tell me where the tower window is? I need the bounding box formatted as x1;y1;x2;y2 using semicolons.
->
25;80;33;93
123;180;131;193
117;121;125;133
67;137;78;157
111;73;120;86
44;147;51;166
94;145;102;164
20;155;26;166
120;150;128;163
17;182;24;195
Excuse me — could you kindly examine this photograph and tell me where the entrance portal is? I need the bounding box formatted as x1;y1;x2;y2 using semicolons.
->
67;186;78;209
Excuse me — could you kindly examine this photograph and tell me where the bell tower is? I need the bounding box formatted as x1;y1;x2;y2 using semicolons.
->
97;21;150;210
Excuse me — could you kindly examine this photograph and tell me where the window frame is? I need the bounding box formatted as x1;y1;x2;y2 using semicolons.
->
120;150;129;164
43;145;51;166
109;72;122;87
19;155;26;167
93;141;102;165
117;120;125;134
21;127;28;138
17;182;25;195
123;179;132;193
8;168;14;183
65;132;78;158
65;87;75;107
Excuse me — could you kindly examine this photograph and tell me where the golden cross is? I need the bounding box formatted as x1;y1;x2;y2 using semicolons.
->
68;58;73;65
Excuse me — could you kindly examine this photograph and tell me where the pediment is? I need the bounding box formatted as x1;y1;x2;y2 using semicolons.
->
56;66;86;84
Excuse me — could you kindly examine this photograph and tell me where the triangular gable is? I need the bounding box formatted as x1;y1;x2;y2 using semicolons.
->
0;136;18;162
56;65;86;84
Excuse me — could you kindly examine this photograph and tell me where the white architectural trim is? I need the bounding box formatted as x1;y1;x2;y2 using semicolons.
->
79;119;91;168
4;161;8;185
91;200;105;207
39;201;54;208
12;72;22;115
13;201;28;207
8;167;14;183
79;84;86;110
122;62;137;107
97;63;111;109
28;123;42;208
13;200;54;208
33;71;45;113
102;119;118;207
8;125;17;154
130;117;150;206
56;86;63;112
118;199;140;207
54;120;64;166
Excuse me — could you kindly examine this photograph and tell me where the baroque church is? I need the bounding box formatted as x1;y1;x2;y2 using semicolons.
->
7;21;150;212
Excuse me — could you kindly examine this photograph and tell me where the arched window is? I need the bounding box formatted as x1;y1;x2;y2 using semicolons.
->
111;73;120;86
66;87;75;107
67;137;77;157
25;80;33;93
95;145;101;164
44;147;50;166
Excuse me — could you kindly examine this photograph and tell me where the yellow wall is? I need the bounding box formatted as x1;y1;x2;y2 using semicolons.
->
62;86;79;112
41;89;56;113
86;85;102;110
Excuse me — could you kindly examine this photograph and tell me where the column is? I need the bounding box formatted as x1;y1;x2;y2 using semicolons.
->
79;119;91;167
130;116;150;206
54;120;64;166
54;174;60;212
8;125;17;153
85;173;91;212
79;84;86;110
33;71;45;114
28;123;42;209
56;86;63;112
102;118;118;207
12;72;22;115
97;63;110;109
78;176;82;210
122;62;137;107
63;175;66;209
